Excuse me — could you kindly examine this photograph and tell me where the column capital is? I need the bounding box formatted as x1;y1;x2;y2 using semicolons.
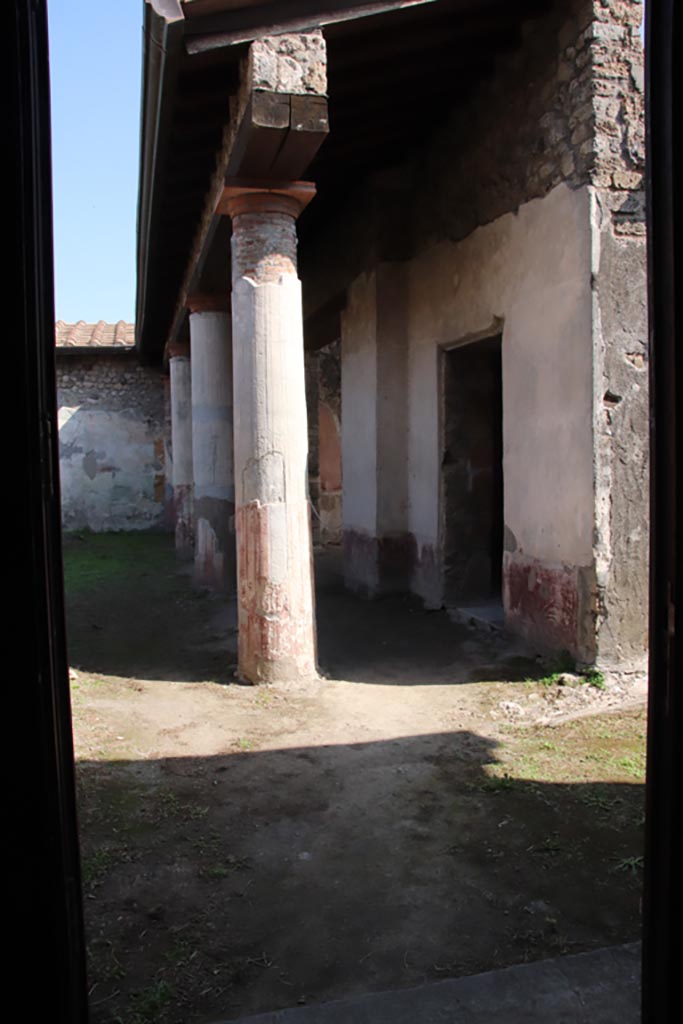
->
186;292;231;314
218;180;316;221
167;339;191;360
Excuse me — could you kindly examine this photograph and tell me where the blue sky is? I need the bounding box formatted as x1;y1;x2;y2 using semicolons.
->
48;1;142;323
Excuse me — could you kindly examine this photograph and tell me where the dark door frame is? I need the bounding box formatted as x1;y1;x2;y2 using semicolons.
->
439;331;504;607
641;1;679;1019
10;1;679;1021
11;2;88;1019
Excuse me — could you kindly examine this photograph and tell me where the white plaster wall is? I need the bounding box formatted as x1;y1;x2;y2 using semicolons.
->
190;311;234;503
58;406;165;532
376;263;410;536
405;183;595;593
341;272;378;535
169;356;193;487
406;328;440;558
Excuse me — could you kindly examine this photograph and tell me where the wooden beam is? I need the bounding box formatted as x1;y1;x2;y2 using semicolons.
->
329;49;498;98
165;30;329;352
323;90;452;135
184;1;439;54
327;11;521;70
166;147;217;169
304;294;345;351
227;90;330;180
228;90;291;177
322;0;549;41
169;122;223;146
270;94;330;178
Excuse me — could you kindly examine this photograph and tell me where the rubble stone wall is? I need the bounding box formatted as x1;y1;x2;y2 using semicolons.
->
57;353;170;532
415;1;644;245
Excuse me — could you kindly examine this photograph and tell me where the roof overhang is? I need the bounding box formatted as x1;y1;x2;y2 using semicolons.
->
136;0;551;363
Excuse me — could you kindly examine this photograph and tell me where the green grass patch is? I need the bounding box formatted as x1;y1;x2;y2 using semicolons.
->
481;771;516;793
63;531;174;595
128;979;175;1024
523;651;606;690
612;753;646;780
81;845;132;891
613;854;643;875
489;708;647;788
583;669;607;690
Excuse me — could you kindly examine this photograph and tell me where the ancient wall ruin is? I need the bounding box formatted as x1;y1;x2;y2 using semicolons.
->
305;0;646;670
317;341;342;546
57;353;170;532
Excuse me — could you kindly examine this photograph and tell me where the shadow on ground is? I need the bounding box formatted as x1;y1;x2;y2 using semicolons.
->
78;733;643;1024
64;534;543;686
64;532;238;683
65;534;644;1024
314;552;545;685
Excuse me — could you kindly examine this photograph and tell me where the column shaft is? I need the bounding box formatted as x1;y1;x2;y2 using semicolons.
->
169;354;193;557
189;309;235;589
227;189;317;682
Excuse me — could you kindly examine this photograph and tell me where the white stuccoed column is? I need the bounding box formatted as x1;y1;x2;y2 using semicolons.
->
168;341;194;558
188;295;235;590
222;182;317;683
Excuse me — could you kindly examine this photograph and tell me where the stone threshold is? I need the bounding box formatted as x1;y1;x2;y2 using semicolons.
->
447;600;505;632
219;943;640;1024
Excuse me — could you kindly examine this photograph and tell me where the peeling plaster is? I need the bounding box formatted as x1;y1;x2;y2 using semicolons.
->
57;363;168;533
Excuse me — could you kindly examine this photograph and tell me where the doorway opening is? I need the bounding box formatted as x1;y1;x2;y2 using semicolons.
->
442;334;504;620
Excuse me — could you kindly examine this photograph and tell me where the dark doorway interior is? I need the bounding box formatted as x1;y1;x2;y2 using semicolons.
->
442;335;504;609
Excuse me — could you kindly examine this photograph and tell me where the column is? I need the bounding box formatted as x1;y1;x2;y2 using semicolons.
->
222;182;318;683
168;341;193;557
188;294;235;590
341;263;410;596
375;262;412;594
341;271;379;595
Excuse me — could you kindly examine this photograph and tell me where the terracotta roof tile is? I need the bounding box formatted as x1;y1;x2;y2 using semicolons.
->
55;320;135;348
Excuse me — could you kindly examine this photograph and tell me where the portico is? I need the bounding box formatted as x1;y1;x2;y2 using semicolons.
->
156;26;328;682
142;0;648;683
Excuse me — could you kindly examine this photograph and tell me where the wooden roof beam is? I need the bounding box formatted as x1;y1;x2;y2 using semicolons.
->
327;11;522;69
183;1;440;53
164;28;330;354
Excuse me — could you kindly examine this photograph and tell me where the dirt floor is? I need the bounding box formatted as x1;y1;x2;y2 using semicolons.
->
65;533;646;1024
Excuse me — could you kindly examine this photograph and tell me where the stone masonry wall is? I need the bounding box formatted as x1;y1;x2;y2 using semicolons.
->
303;0;644;307
421;0;647;670
307;0;647;669
414;0;595;249
57;353;170;532
590;0;647;672
415;0;644;249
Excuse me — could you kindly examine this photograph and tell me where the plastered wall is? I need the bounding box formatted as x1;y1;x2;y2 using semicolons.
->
331;1;647;669
406;184;596;648
57;354;169;532
340;178;647;669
